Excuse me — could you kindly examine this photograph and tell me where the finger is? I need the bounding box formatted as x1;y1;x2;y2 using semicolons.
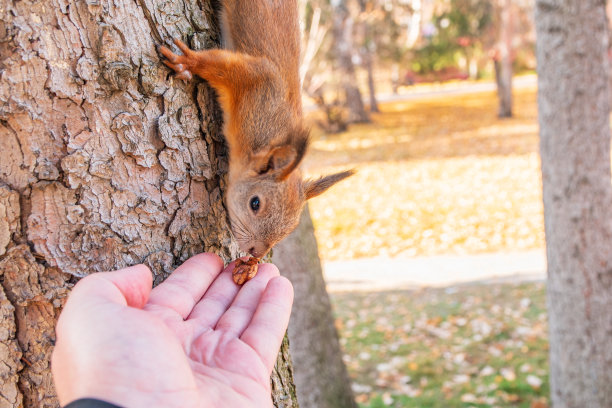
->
69;264;153;309
213;264;280;337
146;253;223;319
240;276;294;372
186;261;241;329
57;265;153;337
173;38;192;55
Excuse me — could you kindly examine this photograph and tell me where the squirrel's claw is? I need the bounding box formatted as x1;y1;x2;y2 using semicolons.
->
159;45;179;63
175;70;193;81
173;38;193;56
159;45;193;82
161;59;180;71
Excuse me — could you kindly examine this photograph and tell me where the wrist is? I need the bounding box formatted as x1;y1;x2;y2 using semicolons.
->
63;398;123;408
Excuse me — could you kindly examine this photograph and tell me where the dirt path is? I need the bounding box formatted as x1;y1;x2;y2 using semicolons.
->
375;74;537;103
304;74;537;112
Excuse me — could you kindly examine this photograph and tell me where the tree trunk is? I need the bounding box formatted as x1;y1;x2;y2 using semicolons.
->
496;0;513;118
332;0;370;123
0;1;298;407
355;0;378;114
406;0;422;48
364;53;379;113
535;1;612;407
273;206;357;408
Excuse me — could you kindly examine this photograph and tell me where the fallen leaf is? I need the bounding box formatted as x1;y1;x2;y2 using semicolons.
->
526;374;543;389
501;367;516;381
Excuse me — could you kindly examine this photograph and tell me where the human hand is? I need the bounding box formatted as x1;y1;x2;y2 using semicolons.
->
52;253;293;408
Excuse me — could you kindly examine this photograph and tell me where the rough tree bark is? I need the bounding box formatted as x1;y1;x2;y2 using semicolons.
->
273;206;357;408
536;1;612;407
0;0;297;407
332;0;370;123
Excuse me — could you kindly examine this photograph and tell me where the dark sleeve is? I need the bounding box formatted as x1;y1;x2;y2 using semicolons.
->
63;398;123;408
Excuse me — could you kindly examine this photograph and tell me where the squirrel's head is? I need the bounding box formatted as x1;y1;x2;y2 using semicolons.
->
226;129;353;258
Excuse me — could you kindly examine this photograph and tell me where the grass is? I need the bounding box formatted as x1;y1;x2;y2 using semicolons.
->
303;86;544;261
331;282;550;408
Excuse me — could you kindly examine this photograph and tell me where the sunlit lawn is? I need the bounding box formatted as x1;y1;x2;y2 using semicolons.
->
303;87;544;261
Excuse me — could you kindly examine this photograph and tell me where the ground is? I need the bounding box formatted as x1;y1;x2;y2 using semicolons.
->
303;86;543;261
331;282;549;408
304;84;551;407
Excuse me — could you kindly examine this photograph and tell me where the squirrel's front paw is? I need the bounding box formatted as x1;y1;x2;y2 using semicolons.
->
159;39;195;81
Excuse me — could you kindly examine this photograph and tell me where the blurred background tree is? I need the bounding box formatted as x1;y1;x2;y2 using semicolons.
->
411;0;493;78
536;0;612;406
299;0;536;129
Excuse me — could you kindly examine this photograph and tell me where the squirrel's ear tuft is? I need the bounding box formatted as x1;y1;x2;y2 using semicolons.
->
255;127;310;180
304;169;355;199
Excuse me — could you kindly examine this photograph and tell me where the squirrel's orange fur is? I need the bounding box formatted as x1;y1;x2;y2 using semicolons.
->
160;0;353;258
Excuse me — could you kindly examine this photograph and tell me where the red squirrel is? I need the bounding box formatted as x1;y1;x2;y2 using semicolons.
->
160;0;353;259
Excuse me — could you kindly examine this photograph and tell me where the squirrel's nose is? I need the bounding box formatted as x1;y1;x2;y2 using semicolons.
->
248;245;270;258
249;247;262;258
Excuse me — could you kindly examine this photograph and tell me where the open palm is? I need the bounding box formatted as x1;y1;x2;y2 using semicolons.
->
52;253;293;408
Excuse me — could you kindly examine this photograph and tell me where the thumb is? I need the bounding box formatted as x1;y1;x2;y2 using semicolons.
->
70;264;153;309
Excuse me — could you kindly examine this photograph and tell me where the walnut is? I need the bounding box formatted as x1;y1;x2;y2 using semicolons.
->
232;257;260;285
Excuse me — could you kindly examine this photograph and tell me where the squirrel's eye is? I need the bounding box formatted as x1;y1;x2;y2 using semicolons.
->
249;196;260;212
